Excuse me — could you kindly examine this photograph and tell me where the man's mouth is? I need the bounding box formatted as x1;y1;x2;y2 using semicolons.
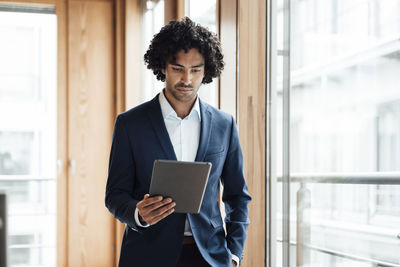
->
176;85;193;92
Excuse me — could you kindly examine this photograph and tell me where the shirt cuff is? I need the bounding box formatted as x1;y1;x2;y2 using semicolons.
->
134;207;150;228
232;254;240;266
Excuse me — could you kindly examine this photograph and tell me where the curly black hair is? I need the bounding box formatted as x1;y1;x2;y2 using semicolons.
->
144;17;224;84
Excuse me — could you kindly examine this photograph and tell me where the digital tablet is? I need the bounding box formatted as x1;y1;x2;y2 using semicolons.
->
149;160;212;213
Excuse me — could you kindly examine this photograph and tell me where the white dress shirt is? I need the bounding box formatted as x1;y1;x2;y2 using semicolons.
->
134;90;239;265
134;90;200;235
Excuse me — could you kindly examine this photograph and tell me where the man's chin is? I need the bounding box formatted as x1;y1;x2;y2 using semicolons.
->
177;95;196;103
172;92;196;103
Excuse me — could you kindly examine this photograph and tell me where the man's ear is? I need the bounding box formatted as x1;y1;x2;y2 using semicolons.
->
161;68;166;75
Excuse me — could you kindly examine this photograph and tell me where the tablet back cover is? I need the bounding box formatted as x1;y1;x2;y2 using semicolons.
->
149;160;211;213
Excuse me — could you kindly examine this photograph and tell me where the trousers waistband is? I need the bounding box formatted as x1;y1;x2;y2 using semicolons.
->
183;236;195;245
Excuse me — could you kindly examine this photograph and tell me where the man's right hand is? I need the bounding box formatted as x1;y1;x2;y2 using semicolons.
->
136;194;176;225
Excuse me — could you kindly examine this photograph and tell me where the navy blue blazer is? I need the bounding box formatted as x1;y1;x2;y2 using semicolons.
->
105;94;251;267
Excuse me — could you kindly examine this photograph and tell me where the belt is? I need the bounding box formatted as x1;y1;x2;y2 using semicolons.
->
183;236;195;245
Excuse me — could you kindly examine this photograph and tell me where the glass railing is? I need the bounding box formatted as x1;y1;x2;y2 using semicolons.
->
277;173;400;266
0;176;56;267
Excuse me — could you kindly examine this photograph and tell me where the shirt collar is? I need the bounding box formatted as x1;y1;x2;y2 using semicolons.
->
159;89;201;121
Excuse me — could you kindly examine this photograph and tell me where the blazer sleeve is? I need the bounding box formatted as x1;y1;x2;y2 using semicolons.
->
105;114;146;232
220;116;252;261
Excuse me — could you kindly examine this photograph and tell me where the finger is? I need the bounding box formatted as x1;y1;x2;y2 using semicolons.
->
145;201;175;219
137;195;163;209
141;200;175;218
138;197;173;213
138;194;153;207
147;207;175;225
141;201;175;223
144;198;173;213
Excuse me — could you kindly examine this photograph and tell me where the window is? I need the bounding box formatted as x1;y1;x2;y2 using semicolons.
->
141;0;165;102
274;0;400;266
0;132;35;175
185;0;218;108
9;234;34;265
0;7;57;267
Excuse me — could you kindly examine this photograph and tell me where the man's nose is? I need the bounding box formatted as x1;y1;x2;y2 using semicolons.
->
181;71;191;85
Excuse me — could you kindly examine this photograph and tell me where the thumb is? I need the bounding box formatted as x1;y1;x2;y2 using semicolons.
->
143;194;150;200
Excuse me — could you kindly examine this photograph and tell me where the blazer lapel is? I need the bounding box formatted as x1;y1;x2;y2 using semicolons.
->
195;99;212;162
147;94;177;160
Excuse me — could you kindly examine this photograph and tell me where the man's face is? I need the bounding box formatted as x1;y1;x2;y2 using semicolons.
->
162;48;205;103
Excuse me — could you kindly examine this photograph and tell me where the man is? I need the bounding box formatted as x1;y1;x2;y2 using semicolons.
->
105;17;251;267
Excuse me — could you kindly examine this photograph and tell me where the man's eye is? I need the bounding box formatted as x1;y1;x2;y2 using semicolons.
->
172;67;182;72
192;69;201;72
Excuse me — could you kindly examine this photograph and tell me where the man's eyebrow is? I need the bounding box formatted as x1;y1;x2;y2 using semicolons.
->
191;64;204;68
170;63;204;68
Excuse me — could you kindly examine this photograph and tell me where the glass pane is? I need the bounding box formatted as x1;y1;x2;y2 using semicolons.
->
0;9;57;267
185;0;218;108
142;0;165;102
0;21;38;101
9;246;56;267
275;0;400;266
275;0;285;265
0;132;35;175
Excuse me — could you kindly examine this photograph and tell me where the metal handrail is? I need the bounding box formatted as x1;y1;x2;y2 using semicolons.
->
0;175;55;182
277;172;400;185
277;239;400;267
9;244;55;249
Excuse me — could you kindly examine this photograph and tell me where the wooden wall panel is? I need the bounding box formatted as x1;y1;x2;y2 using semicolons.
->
114;1;143;265
164;0;184;24
164;0;176;24
219;0;237;118
67;1;115;266
56;2;68;267
176;0;184;20
115;0;125;115
237;0;266;266
114;1;125;265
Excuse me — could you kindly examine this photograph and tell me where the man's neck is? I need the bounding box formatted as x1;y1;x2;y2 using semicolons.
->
163;91;196;119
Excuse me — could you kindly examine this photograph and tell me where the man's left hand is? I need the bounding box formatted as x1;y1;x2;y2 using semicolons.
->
232;260;237;267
